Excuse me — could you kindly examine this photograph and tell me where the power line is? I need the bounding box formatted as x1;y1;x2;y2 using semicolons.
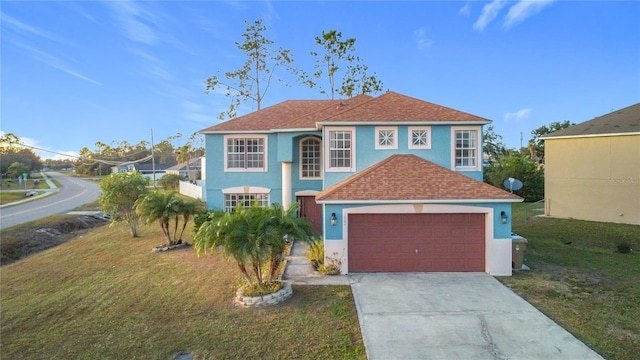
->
11;142;82;160
12;142;155;166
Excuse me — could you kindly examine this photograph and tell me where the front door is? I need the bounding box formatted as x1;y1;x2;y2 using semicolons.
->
297;196;323;235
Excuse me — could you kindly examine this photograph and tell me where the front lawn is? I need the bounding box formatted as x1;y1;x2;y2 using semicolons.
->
501;203;639;360
0;221;365;359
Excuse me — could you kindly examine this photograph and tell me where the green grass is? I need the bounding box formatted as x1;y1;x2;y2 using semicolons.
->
500;203;640;360
0;221;365;359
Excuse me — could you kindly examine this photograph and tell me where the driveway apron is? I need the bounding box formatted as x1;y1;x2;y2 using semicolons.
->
349;272;603;360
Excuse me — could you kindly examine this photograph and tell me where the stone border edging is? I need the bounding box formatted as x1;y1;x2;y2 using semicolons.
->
235;282;293;307
151;242;190;252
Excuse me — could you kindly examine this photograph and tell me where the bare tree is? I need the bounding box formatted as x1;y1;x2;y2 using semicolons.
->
304;29;384;99
205;19;300;120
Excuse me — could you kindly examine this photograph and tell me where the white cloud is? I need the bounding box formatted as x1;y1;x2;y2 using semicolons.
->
473;0;507;31
11;42;101;85
45;150;80;161
458;3;471;17
413;27;434;49
504;108;533;121
0;12;65;43
107;2;160;45
0;131;77;160
129;48;172;81
504;0;555;29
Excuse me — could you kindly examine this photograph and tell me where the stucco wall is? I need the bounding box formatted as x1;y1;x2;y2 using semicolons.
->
322;125;483;188
545;134;640;225
205;132;323;210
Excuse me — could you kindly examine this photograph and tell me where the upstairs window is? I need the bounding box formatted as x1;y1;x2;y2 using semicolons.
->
454;128;479;170
300;137;322;179
224;135;267;171
408;126;431;149
375;127;398;150
327;128;355;171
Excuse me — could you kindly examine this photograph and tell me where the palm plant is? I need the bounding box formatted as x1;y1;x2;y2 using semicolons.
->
193;206;263;285
136;191;203;245
263;202;318;281
193;202;318;287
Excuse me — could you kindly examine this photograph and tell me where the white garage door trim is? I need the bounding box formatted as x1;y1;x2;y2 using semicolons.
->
325;204;498;274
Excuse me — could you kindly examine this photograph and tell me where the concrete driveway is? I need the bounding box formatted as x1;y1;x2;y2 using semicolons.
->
349;273;603;360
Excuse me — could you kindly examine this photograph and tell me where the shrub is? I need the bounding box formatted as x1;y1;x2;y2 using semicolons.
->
318;251;342;275
306;240;325;270
158;174;184;190
306;241;342;275
99;171;149;237
616;243;632;254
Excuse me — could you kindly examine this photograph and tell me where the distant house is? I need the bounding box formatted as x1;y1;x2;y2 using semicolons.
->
110;162;174;182
542;103;640;225
199;91;522;275
165;157;203;181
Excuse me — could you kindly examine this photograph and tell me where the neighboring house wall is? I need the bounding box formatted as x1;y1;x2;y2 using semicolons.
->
322;202;513;276
545;134;640;225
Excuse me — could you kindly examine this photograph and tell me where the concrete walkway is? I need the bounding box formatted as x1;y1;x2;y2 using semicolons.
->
282;241;349;285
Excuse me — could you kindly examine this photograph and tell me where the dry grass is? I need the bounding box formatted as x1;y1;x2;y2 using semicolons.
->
500;203;640;360
0;222;365;359
0;192;33;205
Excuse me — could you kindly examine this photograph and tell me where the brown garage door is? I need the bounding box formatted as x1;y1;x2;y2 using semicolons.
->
348;213;485;272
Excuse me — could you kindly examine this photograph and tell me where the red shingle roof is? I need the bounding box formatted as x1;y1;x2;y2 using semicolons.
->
321;92;489;123
315;155;522;202
199;91;489;133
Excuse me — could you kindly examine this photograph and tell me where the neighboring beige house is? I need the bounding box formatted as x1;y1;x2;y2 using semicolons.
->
542;103;640;225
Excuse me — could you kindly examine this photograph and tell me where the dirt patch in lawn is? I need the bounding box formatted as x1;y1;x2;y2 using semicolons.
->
0;215;108;266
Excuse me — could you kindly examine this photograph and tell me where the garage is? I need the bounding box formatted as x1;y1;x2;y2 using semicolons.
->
348;213;485;272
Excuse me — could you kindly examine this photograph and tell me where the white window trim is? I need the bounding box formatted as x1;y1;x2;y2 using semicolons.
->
375;126;398;150
299;136;323;180
221;186;271;212
223;134;268;172
324;127;356;172
222;186;271;194
451;126;481;171
408;126;431;149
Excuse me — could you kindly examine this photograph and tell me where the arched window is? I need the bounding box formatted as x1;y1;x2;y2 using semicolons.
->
300;137;322;179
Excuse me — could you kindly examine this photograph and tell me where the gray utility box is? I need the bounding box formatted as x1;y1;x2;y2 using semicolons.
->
512;234;528;270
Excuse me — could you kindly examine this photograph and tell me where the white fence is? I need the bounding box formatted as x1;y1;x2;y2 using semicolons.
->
179;180;205;201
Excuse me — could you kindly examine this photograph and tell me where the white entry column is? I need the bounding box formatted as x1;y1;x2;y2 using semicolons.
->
281;162;292;209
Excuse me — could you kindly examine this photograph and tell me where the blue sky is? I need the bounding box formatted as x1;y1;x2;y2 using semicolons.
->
2;1;639;160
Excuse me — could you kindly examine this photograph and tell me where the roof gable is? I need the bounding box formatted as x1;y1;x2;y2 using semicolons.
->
316;154;521;202
544;103;640;138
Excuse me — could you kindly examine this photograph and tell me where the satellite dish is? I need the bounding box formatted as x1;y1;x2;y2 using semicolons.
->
503;177;523;193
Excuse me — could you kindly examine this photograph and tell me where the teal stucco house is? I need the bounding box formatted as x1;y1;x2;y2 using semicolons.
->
199;91;522;275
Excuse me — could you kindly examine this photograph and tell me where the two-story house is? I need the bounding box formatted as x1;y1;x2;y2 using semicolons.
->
199;91;522;275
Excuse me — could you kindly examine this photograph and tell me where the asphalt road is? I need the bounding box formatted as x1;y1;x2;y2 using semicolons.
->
0;172;101;230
